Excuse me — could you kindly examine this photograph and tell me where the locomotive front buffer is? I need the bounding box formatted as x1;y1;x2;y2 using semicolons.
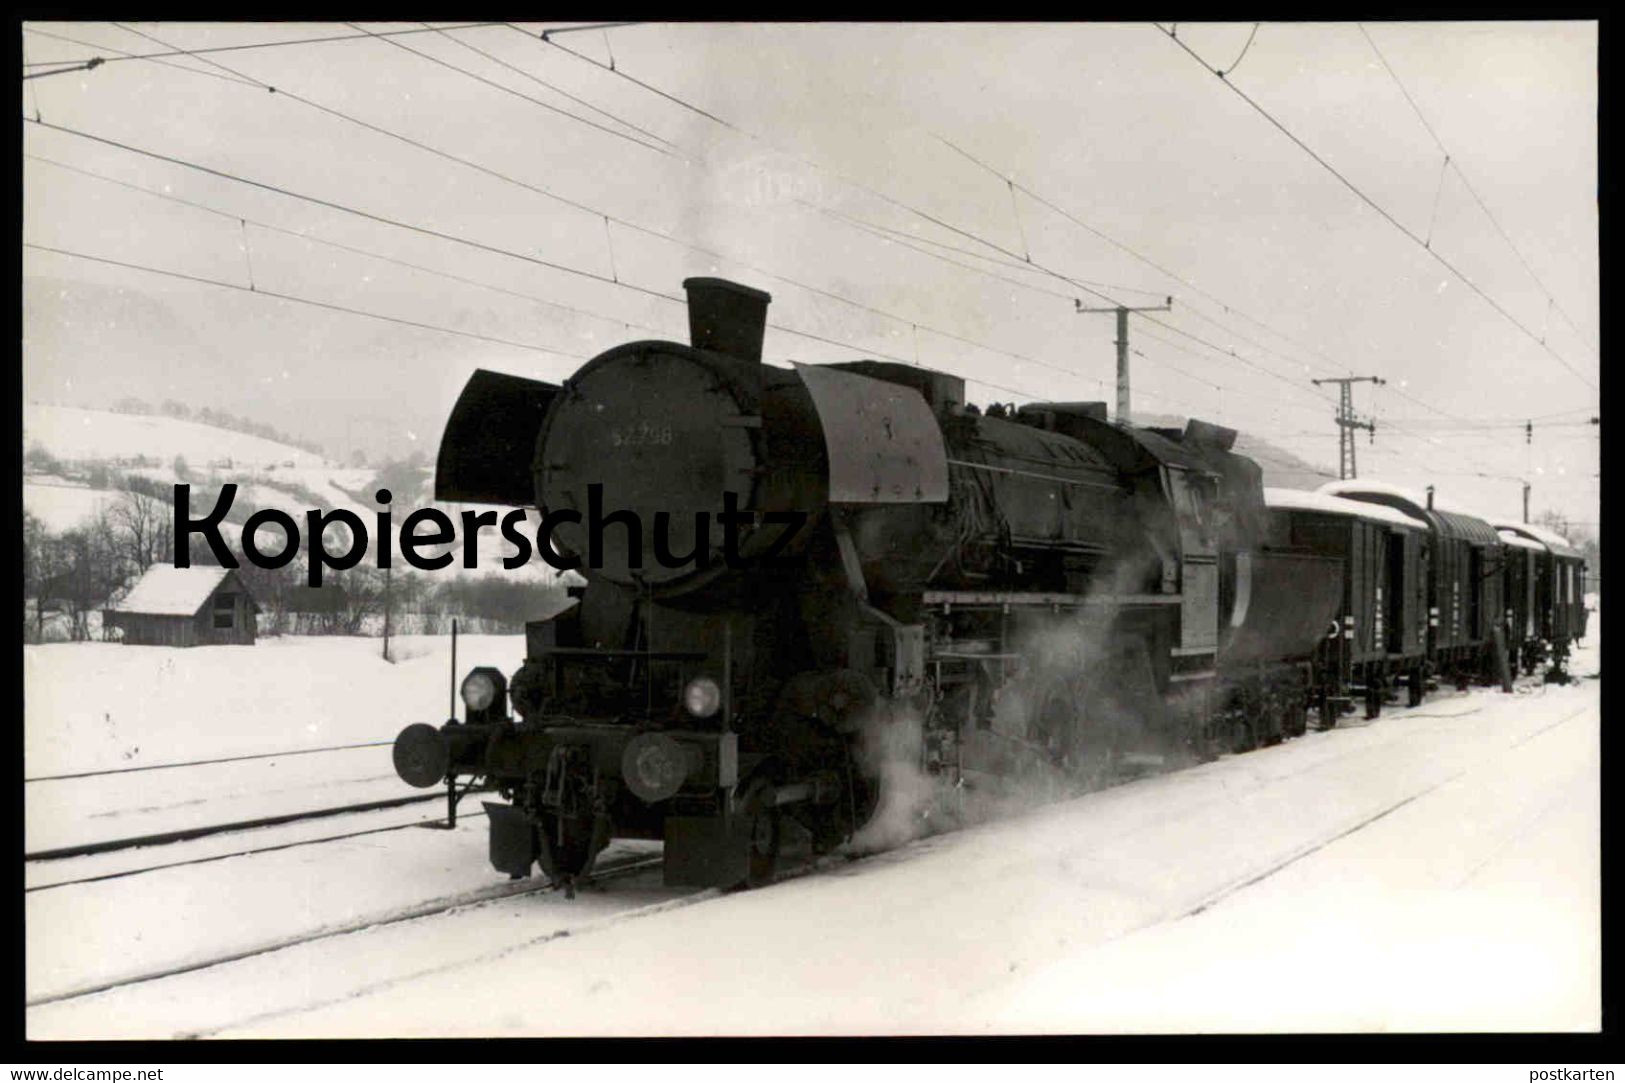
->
392;619;839;892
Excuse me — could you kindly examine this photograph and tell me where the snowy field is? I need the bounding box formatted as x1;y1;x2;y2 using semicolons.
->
25;633;525;776
24;611;1600;1037
23;634;526;855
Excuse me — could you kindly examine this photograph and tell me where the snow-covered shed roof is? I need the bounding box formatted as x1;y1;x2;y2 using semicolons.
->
1264;487;1429;530
109;565;249;616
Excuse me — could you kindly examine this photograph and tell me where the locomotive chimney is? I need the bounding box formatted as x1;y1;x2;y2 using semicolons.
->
1426;484;1435;510
684;277;772;363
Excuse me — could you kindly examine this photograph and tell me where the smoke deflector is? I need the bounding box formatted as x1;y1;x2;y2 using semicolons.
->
795;362;949;504
434;368;560;506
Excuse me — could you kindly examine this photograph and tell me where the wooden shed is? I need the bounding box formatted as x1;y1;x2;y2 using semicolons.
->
104;565;259;646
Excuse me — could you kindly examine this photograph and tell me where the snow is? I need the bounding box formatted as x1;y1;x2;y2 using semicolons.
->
1264;486;1428;530
1493;520;1584;558
26;807;663;1005
25;610;1601;1038
1497;529;1547;553
24;403;330;469
22;634;531;857
22;480;118;532
1317;478;1491;522
108;564;234;615
24;633;526;778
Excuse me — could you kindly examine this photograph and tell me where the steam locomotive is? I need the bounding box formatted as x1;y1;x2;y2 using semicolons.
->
391;277;1588;891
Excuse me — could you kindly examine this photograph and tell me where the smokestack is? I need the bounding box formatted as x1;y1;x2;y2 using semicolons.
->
684;278;772;363
1426;484;1435;510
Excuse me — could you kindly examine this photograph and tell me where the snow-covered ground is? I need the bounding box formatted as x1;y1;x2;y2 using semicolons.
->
24;634;526;857
23;479;119;533
25;607;1600;1038
25;633;526;776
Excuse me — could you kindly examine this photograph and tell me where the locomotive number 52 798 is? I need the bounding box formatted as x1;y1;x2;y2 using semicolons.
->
609;422;674;447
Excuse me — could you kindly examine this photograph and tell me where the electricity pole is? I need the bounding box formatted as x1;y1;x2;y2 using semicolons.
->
1311;376;1386;479
383;563;393;662
1076;297;1173;425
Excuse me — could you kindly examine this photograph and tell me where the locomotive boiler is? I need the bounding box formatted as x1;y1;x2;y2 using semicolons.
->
392;277;1338;890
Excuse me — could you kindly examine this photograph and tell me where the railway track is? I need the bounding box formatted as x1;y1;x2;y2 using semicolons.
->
24;739;394;783
24;790;452;862
25;675;1597;1038
27;849;675;1009
26;806;487;893
25;737;438;862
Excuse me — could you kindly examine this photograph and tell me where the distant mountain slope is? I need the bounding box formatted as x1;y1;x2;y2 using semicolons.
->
1134;412;1337;491
24;403;332;470
22;404;555;581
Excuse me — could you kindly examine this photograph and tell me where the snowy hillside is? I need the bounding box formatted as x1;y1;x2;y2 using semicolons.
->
21;404;554;577
25;403;331;470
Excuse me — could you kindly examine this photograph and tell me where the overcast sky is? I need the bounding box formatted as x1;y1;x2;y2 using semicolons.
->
22;20;1599;532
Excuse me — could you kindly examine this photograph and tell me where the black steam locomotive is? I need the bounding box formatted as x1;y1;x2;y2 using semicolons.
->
391;277;1588;890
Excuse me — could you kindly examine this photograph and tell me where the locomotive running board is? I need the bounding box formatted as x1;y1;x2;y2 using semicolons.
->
435;368;561;505
794;362;949;503
922;590;1181;609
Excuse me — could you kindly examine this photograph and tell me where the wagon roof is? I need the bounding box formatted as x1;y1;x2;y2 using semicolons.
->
1496;529;1548;553
1316;480;1501;546
1491;521;1583;559
108;564;256;616
1264;486;1429;530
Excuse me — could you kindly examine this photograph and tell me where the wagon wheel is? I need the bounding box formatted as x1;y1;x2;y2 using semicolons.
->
738;777;781;890
1364;682;1383;720
1283;696;1309;738
1259;700;1285;747
1230;714;1260;754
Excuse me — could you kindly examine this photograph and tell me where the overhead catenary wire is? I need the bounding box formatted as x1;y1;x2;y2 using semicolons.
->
516;21;1426;423
425;23;679;151
21;21;508;69
927;130;1528;433
1357;22;1599;359
24;242;596;361
1156;22;1598;393
29;43;1121;408
21;130;1073;408
339;22;678;158
24;25;268;89
25;152;679;342
31;22;1592;487
23;37;44;118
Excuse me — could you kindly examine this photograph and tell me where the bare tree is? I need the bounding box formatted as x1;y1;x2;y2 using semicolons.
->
52;515;124;642
22;511;59;643
107;481;174;572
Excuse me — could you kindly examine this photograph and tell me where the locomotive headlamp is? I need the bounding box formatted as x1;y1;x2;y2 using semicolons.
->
458;666;509;723
682;676;722;719
461;671;497;711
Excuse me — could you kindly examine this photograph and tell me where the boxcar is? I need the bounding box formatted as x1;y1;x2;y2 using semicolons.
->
1496;528;1544;675
1263;487;1429;722
1319;481;1505;689
1492;521;1589;674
